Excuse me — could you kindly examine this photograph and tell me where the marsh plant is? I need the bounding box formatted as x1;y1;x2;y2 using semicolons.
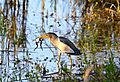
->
0;0;120;82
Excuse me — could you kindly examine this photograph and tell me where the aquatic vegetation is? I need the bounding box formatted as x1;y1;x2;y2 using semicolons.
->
0;0;120;81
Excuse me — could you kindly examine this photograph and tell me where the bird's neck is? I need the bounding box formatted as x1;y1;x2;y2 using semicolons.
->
49;38;59;47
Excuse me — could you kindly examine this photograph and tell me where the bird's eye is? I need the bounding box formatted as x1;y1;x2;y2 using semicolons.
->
49;35;52;38
46;34;49;37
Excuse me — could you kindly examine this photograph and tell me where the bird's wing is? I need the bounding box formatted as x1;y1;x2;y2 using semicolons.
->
59;37;81;55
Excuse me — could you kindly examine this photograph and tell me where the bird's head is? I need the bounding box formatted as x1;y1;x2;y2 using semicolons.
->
39;32;58;41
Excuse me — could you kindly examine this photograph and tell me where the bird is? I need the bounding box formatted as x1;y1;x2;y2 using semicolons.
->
38;32;81;70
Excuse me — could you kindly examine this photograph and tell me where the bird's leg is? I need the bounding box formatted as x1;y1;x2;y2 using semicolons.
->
57;51;61;72
68;54;72;71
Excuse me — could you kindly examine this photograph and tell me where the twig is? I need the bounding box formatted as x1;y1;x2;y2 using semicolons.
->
83;64;94;82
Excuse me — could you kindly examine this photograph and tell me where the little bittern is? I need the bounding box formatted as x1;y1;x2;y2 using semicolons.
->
37;32;81;70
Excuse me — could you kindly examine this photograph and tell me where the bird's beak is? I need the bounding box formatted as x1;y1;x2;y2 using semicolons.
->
39;34;49;39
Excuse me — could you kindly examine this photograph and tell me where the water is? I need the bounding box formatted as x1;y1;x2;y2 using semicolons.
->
0;0;120;81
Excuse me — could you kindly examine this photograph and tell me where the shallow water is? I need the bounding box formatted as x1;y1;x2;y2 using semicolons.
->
0;0;120;81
